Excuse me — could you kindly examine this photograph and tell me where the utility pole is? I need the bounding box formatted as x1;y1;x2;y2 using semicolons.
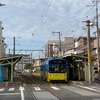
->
13;37;21;56
30;52;33;74
13;37;15;55
52;32;62;57
86;20;92;83
48;43;49;57
9;49;10;56
95;0;100;71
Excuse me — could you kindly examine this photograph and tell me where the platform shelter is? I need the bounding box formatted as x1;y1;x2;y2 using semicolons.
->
62;54;95;82
0;55;22;82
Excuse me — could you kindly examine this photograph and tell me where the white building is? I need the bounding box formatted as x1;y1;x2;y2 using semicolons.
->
45;40;59;58
15;54;32;71
0;21;6;58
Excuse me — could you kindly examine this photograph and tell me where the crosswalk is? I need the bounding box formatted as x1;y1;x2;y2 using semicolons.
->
0;85;100;96
0;88;15;92
62;86;100;96
77;85;100;93
8;88;15;91
0;88;4;91
0;86;61;92
34;87;41;91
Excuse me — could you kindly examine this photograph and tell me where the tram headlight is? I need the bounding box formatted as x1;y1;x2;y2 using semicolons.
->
50;74;54;76
62;74;64;76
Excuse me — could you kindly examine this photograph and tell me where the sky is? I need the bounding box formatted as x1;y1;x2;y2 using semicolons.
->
0;0;98;59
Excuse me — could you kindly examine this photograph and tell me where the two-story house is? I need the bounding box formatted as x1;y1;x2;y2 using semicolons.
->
74;36;96;54
33;58;45;72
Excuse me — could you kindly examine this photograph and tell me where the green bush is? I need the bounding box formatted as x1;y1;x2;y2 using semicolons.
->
24;63;32;69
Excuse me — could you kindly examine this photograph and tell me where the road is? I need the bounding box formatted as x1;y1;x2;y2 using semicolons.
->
0;83;100;100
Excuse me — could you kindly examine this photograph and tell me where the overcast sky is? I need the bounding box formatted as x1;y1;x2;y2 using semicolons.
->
0;0;97;59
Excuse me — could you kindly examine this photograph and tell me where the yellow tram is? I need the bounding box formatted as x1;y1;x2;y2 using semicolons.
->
40;58;68;82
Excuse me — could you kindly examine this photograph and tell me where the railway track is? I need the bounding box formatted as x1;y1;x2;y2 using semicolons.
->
20;74;39;100
20;74;63;100
20;74;47;85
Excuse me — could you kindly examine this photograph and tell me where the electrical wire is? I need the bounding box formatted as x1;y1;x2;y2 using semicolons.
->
60;1;96;38
26;0;53;56
0;9;24;53
33;0;53;35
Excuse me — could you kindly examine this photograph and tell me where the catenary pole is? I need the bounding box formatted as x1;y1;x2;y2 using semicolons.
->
13;37;15;55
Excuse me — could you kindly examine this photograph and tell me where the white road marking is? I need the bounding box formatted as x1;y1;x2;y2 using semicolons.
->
51;86;60;90
78;85;100;93
0;88;4;91
33;91;59;100
90;86;100;91
62;86;99;96
0;93;20;95
8;88;15;91
90;86;97;88
34;87;41;91
19;86;25;100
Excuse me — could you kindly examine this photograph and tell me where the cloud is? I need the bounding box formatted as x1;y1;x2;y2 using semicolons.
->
1;0;95;58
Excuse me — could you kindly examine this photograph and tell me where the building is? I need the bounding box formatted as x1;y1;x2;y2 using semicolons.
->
93;38;100;67
15;54;32;71
0;21;6;58
45;37;75;58
64;36;100;67
61;37;75;56
33;58;45;72
44;35;100;72
74;36;96;54
45;40;59;58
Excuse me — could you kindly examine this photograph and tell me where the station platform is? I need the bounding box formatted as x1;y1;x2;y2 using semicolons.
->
0;77;22;87
0;74;100;87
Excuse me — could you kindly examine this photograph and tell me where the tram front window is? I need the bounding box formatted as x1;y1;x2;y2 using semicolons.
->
49;60;66;73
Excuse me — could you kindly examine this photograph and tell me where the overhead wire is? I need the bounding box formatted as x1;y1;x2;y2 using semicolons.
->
33;0;53;35
0;2;41;54
1;0;97;56
0;7;33;54
0;1;54;56
59;1;96;38
0;9;18;36
24;0;53;54
0;9;23;51
72;2;96;37
26;0;53;56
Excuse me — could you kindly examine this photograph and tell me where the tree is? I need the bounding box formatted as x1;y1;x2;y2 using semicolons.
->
24;63;32;69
